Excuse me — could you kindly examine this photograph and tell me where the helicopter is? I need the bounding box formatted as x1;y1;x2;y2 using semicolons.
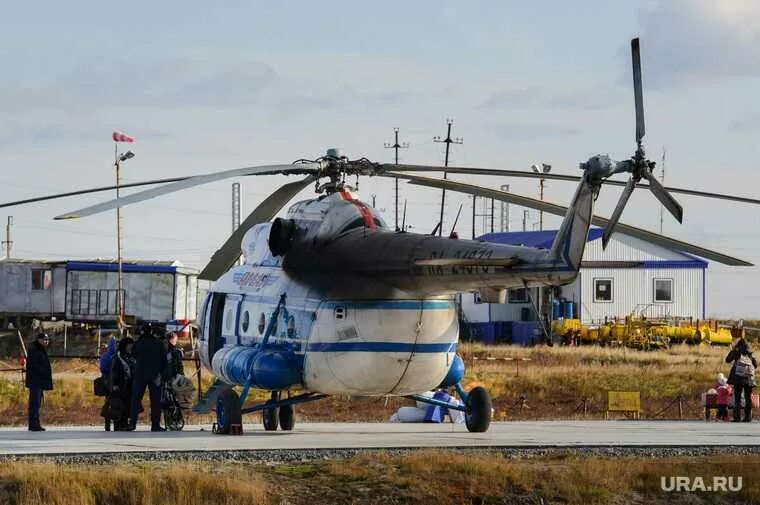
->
1;39;755;433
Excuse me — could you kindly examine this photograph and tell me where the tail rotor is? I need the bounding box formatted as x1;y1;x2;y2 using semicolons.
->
601;38;683;248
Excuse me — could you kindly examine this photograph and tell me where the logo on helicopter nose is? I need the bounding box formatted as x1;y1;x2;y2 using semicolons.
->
233;272;277;291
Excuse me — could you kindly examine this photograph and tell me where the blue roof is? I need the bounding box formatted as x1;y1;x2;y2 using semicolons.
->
478;228;604;249
66;261;179;274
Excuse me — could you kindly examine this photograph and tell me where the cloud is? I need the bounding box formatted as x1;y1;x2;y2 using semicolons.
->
479;86;617;112
488;122;581;140
638;0;760;87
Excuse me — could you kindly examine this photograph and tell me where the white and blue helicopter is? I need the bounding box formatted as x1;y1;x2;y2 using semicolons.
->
2;39;754;433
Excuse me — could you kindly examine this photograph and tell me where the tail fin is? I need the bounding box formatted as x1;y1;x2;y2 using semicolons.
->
548;175;596;270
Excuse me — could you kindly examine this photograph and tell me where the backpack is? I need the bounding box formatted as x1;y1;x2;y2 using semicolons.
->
735;354;756;380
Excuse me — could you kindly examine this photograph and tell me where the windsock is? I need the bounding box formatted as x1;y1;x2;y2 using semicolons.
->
112;131;135;142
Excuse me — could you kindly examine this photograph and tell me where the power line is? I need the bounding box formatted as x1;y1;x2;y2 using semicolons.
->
384;128;409;231
433;119;463;236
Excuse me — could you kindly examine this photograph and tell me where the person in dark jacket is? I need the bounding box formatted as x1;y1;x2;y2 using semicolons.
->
109;337;135;431
725;337;757;422
25;333;52;431
129;323;167;431
164;332;184;380
99;336;118;431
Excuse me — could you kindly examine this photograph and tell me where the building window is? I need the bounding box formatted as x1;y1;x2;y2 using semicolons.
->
31;270;51;290
654;278;673;303
594;278;613;303
508;288;528;304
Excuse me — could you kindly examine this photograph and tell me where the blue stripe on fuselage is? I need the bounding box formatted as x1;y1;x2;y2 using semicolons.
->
321;300;454;310
307;342;457;353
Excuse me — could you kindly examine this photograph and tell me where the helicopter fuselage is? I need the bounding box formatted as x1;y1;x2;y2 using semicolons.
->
198;189;587;396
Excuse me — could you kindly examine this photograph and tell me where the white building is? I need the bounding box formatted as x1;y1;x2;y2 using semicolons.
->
461;228;713;338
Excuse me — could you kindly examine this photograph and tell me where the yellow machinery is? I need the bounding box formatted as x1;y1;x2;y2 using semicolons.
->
551;314;735;349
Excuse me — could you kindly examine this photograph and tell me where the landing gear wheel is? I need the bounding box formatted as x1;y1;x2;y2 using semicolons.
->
262;400;279;431
215;389;242;435
279;404;295;430
465;386;492;433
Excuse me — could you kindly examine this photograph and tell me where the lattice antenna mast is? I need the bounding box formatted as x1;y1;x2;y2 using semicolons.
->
433;119;463;236
384;128;409;231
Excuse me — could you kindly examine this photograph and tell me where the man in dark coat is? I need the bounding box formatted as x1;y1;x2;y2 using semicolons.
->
129;323;167;431
164;332;184;380
108;337;135;431
25;333;52;431
726;337;757;422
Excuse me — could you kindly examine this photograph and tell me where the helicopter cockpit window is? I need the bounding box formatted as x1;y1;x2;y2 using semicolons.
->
339;217;384;234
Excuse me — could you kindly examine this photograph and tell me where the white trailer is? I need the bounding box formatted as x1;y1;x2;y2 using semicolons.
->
0;259;199;328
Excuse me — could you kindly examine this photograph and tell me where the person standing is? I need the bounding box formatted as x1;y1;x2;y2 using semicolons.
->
26;333;53;431
164;332;184;380
726;336;757;422
109;337;135;431
129;324;167;431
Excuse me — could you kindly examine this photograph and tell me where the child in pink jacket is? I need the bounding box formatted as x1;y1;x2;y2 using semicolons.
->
716;373;733;421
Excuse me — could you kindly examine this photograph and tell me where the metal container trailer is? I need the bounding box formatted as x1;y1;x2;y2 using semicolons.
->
0;259;199;328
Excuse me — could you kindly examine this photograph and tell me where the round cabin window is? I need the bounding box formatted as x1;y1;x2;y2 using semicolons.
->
225;309;233;331
258;313;266;335
241;311;250;333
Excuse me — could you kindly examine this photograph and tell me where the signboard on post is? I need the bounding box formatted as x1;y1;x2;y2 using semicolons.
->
606;391;641;419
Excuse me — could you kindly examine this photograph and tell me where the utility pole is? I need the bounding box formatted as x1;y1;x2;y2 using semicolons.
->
471;196;476;239
434;119;463;236
384;128;409;231
232;182;243;265
499;185;510;232
232;182;241;232
659;148;666;234
531;163;551;231
2;216;12;259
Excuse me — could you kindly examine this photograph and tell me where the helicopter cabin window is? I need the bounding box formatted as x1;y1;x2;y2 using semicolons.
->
653;278;673;303
508;288;528;304
594;278;613;303
258;313;266;334
224;309;233;332
241;310;250;334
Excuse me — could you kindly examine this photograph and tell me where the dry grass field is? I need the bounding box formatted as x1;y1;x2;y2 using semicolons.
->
0;451;758;504
0;342;739;425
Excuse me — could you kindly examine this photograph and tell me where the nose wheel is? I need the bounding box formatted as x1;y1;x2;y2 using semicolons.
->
462;386;492;433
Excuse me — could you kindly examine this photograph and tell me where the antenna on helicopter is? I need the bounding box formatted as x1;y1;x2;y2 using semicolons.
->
449;203;463;239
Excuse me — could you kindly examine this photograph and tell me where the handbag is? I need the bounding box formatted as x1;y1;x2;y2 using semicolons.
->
93;376;108;397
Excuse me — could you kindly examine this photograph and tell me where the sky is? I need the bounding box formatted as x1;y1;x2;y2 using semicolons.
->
1;1;760;317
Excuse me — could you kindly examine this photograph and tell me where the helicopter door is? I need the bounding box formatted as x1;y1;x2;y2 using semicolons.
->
206;292;226;360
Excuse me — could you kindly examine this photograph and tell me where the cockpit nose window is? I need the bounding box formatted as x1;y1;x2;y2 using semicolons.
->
339;217;385;234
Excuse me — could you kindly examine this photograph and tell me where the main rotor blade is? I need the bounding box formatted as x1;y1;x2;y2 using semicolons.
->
644;171;683;223
199;176;315;281
0;177;189;210
54;163;320;220
602;177;636;249
383;164;760;206
385;172;752;266
632;37;645;143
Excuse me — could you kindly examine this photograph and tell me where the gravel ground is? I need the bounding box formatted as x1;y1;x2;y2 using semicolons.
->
2;445;760;465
